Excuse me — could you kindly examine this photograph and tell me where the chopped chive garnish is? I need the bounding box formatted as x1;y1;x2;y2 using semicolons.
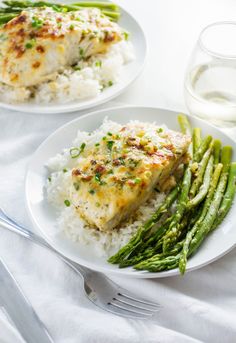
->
25;39;36;49
64;199;71;207
95;60;102;67
48;176;51;182
95;202;100;207
73;182;80;191
123;31;129;41
108;169;114;174
80;142;86;153
69;24;74;30
70;147;80;158
95;173;101;183
95;143;100;146
118;157;125;165
108;81;113;87
73;66;81;71
88;189;95;194
70;143;86;158
32;17;43;29
107;132;112;136
63;168;68;173
107;140;114;151
157;127;163;133
79;48;84;56
102;136;107;141
134;177;141;184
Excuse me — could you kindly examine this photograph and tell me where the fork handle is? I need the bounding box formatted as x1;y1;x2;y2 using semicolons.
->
0;209;87;277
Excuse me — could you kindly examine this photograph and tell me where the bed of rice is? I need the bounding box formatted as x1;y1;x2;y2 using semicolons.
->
0;40;134;104
46;119;166;257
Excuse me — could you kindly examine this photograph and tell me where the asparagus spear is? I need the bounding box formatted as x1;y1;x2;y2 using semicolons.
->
213;139;221;166
73;1;118;10
194;135;212;163
4;0;118;10
178;114;192;136
135;254;180;272
179;162;223;274
193;128;201;156
161;114;193;253
0;13;16;23
189;146;232;256
108;186;179;264
162;167;192;252
3;0;120;21
189;142;213;198
211;162;236;230
187;155;214;209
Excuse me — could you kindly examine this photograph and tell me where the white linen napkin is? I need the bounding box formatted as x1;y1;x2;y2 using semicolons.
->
1;105;236;343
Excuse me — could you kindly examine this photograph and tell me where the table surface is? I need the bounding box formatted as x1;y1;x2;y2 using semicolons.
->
0;1;236;342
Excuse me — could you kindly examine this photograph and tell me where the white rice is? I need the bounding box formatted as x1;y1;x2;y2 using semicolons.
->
46;119;166;257
0;40;134;104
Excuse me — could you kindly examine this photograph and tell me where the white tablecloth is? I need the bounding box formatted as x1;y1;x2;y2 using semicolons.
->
1;1;236;342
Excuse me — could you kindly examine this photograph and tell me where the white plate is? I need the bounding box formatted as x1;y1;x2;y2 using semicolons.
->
0;4;146;114
25;106;236;278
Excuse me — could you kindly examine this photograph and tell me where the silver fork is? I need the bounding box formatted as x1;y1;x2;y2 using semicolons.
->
0;208;161;319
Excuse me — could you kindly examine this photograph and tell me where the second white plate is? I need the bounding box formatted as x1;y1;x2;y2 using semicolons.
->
0;3;146;114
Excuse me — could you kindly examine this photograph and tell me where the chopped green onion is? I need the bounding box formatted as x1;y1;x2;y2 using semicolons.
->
70;143;86;158
107;132;113;136
95;202;100;207
88;189;95;194
79;47;84;56
48;176;51;182
63;168;68;173
25;39;36;49
73;182;80;191
70;147;80;158
157;127;163;133
108;80;113;87
64;199;71;207
80;142;86;153
95;60;102;67
123;31;129;41
107;140;114;151
32;17;43;29
134;177;141;184
69;24;74;30
102;136;107;141
95;173;101;183
73;66;81;71
95;143;100;146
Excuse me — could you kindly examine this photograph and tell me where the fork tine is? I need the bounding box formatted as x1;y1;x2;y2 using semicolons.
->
118;291;161;308
107;301;153;319
113;297;156;314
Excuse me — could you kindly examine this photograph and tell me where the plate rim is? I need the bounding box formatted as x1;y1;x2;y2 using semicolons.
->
0;4;147;114
25;105;236;278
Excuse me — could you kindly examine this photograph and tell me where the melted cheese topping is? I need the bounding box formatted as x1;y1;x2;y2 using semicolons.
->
71;123;190;231
0;7;123;87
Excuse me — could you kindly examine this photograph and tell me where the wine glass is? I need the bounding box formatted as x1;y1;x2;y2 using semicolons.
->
184;21;236;127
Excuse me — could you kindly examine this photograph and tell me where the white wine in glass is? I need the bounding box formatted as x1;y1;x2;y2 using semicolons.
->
184;22;236;127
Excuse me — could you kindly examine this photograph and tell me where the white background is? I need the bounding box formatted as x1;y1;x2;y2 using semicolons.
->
0;1;236;342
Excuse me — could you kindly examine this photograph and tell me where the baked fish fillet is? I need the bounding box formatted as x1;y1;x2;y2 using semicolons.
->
0;7;123;87
71;122;191;232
